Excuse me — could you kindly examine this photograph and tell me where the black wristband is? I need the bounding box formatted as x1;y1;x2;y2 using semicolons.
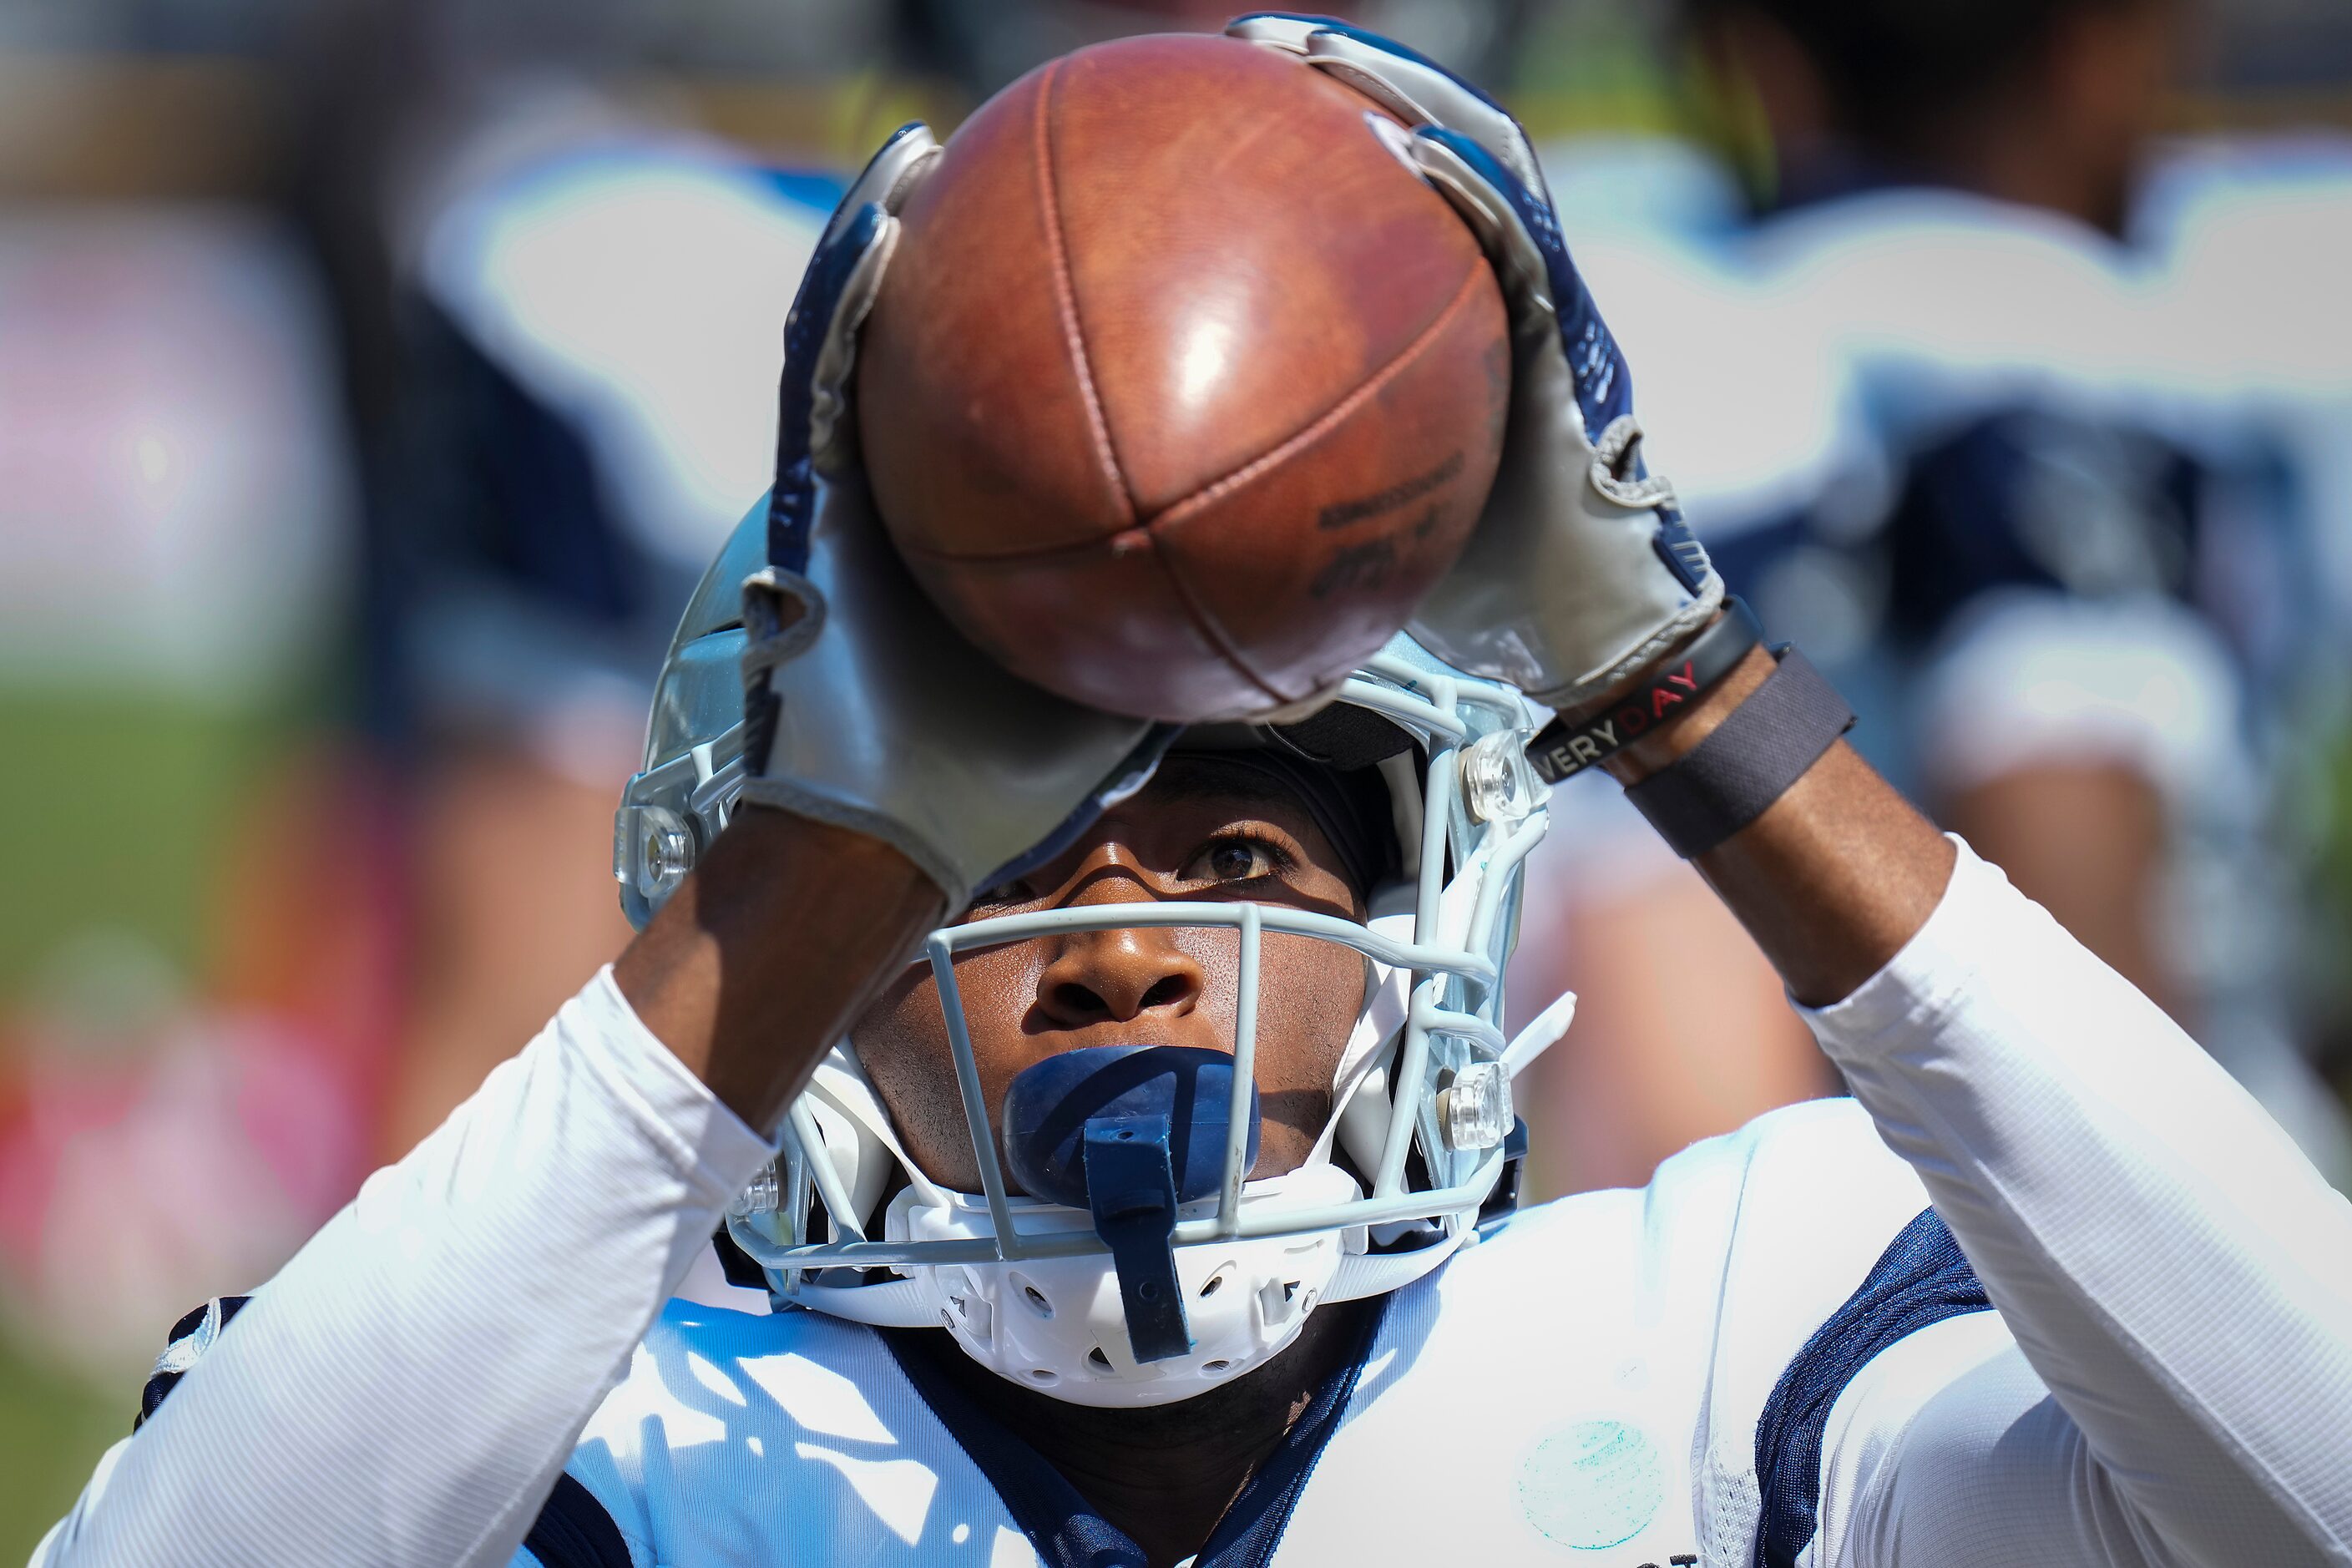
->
1623;645;1855;858
1524;598;1764;784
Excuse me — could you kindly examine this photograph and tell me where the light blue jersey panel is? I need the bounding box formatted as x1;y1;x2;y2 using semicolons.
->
551;1302;1040;1567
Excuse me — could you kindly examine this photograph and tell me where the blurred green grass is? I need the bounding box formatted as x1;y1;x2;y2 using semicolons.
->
0;690;277;999
0;1328;128;1563
0;689;282;1555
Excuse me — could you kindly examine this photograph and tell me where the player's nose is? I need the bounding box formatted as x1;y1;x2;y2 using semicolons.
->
1033;878;1206;1029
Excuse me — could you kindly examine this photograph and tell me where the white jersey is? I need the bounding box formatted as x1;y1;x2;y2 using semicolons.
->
534;1100;1960;1567
38;845;2352;1567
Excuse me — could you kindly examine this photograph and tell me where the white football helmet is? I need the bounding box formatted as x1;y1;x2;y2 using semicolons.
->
615;513;1576;1407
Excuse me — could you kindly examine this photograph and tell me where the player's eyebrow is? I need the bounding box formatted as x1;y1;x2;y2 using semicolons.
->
1143;759;1313;821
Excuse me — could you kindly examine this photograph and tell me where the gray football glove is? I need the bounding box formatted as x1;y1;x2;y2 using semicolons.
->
737;124;1173;910
1232;15;1725;712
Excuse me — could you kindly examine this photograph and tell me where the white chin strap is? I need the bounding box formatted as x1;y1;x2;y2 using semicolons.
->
727;879;1565;1408
883;1163;1367;1409
731;930;1486;1409
766;1163;1471;1410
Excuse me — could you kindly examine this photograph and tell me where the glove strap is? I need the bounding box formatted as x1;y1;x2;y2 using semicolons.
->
1623;646;1856;858
1525;598;1763;784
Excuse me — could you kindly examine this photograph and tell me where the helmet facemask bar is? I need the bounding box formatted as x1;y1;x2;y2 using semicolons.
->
717;651;1565;1404
738;902;1508;1267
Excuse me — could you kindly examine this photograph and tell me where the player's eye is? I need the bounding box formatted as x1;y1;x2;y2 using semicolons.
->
1181;834;1288;886
969;878;1034;910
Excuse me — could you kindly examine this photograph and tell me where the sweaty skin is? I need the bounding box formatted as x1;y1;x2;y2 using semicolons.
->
852;756;1370;1191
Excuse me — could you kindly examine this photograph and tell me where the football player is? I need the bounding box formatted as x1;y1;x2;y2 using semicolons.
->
38;18;2352;1568
1669;0;2352;1182
1520;0;2352;1191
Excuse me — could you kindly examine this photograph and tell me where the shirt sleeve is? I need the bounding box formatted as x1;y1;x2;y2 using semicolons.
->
1798;840;2352;1566
34;967;775;1568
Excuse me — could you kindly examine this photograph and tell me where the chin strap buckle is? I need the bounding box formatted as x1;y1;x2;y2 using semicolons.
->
1082;1113;1191;1362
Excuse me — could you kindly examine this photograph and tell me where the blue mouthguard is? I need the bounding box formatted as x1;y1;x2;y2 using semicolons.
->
1001;1045;1262;1363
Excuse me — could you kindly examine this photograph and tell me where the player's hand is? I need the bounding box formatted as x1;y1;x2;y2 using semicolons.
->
1231;15;1724;712
738;124;1175;911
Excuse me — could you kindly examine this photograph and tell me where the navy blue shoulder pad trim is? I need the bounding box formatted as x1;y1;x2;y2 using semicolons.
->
137;1295;250;1431
523;1472;634;1568
1752;1206;1994;1568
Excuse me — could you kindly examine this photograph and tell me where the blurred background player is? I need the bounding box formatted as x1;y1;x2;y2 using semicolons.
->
0;0;873;1535
2;0;2350;1556
1507;0;2352;1190
292;0;847;1161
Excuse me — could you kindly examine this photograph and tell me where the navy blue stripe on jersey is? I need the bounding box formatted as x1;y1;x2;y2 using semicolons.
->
137;1295;250;1431
1752;1206;1994;1568
521;1472;635;1568
882;1299;1386;1568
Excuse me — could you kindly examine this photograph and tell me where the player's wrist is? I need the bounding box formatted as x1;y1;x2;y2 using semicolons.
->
1597;641;1777;784
1604;641;1860;861
1523;599;1763;785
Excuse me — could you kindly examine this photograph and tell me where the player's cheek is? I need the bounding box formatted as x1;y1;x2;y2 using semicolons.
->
1170;924;1242;1039
1247;933;1368;1175
850;944;1044;1190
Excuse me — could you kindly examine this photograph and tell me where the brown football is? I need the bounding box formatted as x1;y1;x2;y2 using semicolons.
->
857;32;1509;722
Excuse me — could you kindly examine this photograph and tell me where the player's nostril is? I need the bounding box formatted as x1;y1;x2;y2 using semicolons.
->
1139;974;1192;1011
1050;981;1109;1020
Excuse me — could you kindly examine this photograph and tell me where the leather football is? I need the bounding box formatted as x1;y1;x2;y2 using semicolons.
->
858;32;1509;722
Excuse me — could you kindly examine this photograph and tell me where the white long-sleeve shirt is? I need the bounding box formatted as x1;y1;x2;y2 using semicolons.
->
37;965;777;1567
1809;841;2352;1563
34;842;2352;1565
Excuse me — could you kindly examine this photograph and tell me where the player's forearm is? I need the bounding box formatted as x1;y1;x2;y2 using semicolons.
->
616;806;948;1134
38;808;957;1568
1601;642;1957;1005
1805;845;2352;1562
41;970;777;1568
